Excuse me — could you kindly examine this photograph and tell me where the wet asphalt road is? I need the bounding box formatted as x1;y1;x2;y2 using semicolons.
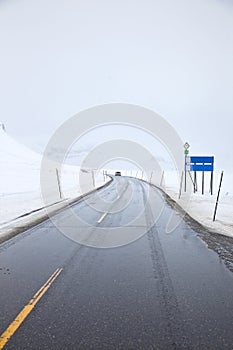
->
0;177;233;349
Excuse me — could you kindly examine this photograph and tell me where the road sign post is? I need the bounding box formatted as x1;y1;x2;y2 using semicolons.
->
184;155;214;195
184;142;190;192
202;171;204;195
194;171;197;192
179;171;184;199
210;171;213;195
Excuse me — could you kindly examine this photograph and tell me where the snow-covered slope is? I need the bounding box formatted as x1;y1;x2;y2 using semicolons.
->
1;126;231;240
0;125;41;196
147;170;233;238
0;127;107;229
0;126;42;225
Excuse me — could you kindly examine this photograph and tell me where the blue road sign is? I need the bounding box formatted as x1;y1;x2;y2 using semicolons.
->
186;156;214;172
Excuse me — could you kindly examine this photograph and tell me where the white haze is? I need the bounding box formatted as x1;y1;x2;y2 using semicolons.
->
0;0;232;171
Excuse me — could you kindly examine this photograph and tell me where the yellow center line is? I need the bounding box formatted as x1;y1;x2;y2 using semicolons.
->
0;267;63;349
97;211;108;224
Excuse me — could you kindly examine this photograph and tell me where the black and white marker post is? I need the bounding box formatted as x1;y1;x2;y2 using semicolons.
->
184;142;190;192
213;171;224;222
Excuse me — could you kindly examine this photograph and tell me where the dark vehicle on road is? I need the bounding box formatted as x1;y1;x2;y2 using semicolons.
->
115;171;121;176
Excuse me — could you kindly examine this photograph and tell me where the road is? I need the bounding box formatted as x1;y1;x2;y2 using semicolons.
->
0;177;233;349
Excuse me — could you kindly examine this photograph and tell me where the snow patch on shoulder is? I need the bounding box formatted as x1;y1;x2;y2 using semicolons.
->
0;129;108;237
159;170;233;238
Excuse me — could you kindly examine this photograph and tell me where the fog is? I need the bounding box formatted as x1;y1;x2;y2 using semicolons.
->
0;0;232;170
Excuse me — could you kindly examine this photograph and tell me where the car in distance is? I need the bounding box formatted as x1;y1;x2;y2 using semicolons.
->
115;171;121;176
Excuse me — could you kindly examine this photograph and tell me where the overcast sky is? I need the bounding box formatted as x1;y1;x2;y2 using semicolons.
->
0;0;233;169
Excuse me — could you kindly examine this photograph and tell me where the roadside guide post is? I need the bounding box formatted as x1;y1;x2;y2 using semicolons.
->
184;142;190;192
213;171;224;222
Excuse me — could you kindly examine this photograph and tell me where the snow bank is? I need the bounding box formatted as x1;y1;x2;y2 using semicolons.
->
1;126;231;241
137;169;233;238
161;170;233;238
0;127;109;236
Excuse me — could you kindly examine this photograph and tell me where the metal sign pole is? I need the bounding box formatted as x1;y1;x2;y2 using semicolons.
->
194;171;197;192
188;171;195;193
210;171;213;195
179;171;184;199
183;142;190;192
184;154;214;195
184;156;187;192
202;171;204;195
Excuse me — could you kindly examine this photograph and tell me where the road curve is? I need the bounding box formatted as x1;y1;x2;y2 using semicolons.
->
0;176;233;349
